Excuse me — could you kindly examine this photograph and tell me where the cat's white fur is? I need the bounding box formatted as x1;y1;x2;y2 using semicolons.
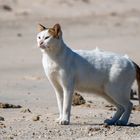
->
37;24;138;126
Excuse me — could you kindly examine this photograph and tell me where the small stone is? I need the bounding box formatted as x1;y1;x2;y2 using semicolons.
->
17;33;22;37
21;108;31;113
87;100;93;103
105;104;116;111
103;123;110;129
105;104;114;108
0;122;6;128
87;127;101;133
2;5;12;11
75;116;80;119
133;105;140;111
88;133;93;136
32;115;40;121
9;136;14;139
13;133;18;136
32;132;35;135
0;116;4;121
109;107;117;111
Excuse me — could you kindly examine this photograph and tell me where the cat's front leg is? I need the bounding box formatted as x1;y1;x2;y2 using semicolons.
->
59;84;74;125
50;79;63;123
55;89;63;123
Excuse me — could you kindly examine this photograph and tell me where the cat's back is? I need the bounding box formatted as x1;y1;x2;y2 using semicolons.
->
74;48;133;70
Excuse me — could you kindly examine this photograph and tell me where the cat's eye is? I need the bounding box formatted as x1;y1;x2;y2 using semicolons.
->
38;36;41;39
45;36;50;40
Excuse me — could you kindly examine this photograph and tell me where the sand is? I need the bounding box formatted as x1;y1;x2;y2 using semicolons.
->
0;0;140;139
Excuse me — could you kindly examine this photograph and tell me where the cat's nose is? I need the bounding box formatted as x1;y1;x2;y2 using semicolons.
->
40;41;43;45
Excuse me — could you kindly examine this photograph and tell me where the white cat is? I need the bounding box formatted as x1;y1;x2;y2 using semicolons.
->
37;23;140;126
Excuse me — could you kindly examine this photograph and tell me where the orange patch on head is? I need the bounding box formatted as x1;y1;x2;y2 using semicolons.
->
48;23;62;39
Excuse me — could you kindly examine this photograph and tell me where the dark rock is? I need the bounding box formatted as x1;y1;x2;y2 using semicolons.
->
72;93;86;106
2;5;12;11
0;116;4;121
133;105;140;111
0;103;22;109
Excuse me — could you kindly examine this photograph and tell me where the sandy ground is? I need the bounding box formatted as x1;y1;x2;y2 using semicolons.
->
0;0;140;139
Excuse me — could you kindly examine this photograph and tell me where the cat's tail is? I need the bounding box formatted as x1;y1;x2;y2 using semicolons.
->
133;61;140;104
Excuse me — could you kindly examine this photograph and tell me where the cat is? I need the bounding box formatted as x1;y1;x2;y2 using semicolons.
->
37;23;140;125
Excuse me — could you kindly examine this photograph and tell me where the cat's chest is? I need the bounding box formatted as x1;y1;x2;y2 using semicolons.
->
42;56;60;76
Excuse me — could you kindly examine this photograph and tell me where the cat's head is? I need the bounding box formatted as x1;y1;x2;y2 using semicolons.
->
37;23;62;52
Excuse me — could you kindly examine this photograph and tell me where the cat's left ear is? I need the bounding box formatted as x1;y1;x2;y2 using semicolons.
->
49;23;62;39
38;24;47;32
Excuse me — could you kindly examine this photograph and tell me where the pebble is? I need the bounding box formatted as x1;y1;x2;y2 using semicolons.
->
133;105;140;111
88;133;93;136
17;33;22;37
75;116;80;119
2;5;12;11
9;136;14;139
103;123;111;129
21;108;32;113
32;115;40;121
86;126;101;133
0;122;6;128
0;116;4;121
87;100;93;103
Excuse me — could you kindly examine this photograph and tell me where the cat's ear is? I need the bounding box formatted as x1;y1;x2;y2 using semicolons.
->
49;23;62;39
38;24;46;32
53;24;61;37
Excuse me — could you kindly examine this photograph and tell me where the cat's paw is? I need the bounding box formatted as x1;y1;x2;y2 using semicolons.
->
115;120;127;126
59;119;69;125
104;119;115;125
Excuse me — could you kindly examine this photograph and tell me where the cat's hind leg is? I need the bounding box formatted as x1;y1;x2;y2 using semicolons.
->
105;84;132;126
104;104;125;125
115;101;133;126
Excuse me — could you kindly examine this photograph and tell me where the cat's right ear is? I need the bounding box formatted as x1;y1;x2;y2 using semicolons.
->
38;24;46;32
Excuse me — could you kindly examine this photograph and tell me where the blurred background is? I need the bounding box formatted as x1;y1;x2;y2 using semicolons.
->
0;0;140;108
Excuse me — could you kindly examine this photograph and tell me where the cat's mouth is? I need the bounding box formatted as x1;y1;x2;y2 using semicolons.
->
39;45;46;49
